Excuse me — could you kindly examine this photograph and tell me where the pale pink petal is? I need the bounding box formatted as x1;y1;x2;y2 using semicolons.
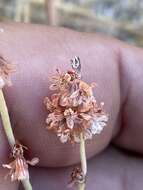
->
90;82;96;88
66;117;74;129
46;117;52;125
59;134;69;143
44;97;53;111
74;135;80;143
80;113;92;120
2;164;12;169
84;129;92;140
59;94;69;106
71;98;79;107
49;83;59;90
27;158;39;166
64;73;71;82
70;90;80;99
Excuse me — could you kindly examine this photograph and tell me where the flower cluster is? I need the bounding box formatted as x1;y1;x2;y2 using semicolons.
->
44;68;108;143
69;167;85;187
3;142;39;181
0;56;15;88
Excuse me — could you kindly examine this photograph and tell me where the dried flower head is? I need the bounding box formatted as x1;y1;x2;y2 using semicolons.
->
3;141;39;182
69;167;85;187
44;57;108;143
0;56;15;88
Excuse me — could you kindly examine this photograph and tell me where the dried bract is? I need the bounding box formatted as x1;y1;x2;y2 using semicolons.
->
69;167;85;187
3;142;39;181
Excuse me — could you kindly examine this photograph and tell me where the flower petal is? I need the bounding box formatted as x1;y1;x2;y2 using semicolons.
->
58;134;69;143
96;115;108;123
66;117;74;129
49;83;59;90
80;113;92;121
2;164;12;169
0;77;5;88
90;115;108;135
73;135;80;143
84;129;92;140
70;90;80;99
27;158;39;166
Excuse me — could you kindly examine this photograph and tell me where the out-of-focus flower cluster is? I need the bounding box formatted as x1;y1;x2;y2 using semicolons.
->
0;56;15;88
44;69;108;143
69;167;85;187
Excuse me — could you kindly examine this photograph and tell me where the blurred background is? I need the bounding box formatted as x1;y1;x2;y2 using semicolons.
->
0;0;143;46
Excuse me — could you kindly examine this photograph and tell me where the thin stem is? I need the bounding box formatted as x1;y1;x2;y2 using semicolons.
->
80;133;87;176
0;89;15;147
22;179;32;190
78;183;85;190
79;132;87;190
0;89;33;190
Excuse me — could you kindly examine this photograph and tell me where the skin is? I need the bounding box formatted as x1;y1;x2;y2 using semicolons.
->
0;23;143;189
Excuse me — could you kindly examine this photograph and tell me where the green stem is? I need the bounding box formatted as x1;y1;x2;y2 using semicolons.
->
22;179;32;190
78;183;85;190
0;89;15;147
79;132;87;190
0;89;33;190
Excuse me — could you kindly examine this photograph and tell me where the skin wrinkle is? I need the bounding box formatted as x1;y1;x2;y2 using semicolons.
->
114;44;143;153
112;45;130;140
111;45;122;139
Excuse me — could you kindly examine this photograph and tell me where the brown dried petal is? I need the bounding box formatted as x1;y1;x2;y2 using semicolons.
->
69;167;85;186
78;103;91;113
50;75;60;82
59;93;69;106
90;82;96;88
79;113;92;120
79;81;93;96
27;158;39;166
64;108;74;116
63;73;71;82
45;67;108;143
49;83;59;91
51;93;60;106
3;158;29;181
70;89;80;99
44;97;53;111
